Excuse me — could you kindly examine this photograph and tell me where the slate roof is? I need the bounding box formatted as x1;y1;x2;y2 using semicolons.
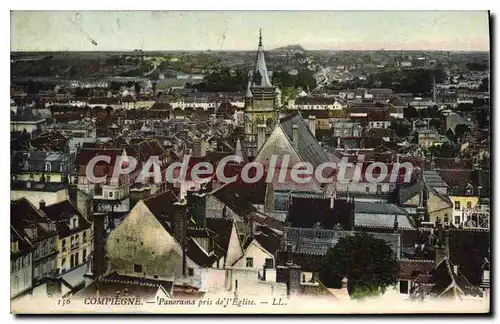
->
428;257;482;298
12;151;72;174
143;190;179;228
186;237;218;267
354;202;413;229
211;181;259;218
76;269;174;299
41;200;91;238
279;113;330;170
438;169;490;197
355;201;408;215
254;232;281;256
287;197;355;230
205;218;233;253
423;170;450;189
11;198;58;243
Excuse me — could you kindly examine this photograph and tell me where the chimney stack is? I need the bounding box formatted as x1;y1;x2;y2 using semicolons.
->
292;124;299;148
186;190;207;228
173;200;188;276
46;278;62;298
308;116;316;138
257;124;267;152
192;138;206;157
286;243;294;266
341;277;348;290
288;264;302;296
435;226;450;264
393;214;399;233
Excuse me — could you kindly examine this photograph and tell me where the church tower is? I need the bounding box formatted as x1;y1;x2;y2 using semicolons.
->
244;29;279;156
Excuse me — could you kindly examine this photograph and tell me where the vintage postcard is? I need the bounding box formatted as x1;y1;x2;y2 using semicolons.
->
10;10;490;314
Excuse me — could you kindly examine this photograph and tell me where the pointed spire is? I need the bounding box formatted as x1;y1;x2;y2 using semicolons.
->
235;138;243;160
252;29;272;88
245;72;253;98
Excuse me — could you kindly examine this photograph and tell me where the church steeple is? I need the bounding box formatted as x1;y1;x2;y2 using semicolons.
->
253;29;272;88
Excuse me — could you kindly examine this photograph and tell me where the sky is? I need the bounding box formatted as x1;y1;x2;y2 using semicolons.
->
11;11;490;52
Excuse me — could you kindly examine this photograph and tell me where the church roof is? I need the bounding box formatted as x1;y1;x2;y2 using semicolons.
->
279;113;330;171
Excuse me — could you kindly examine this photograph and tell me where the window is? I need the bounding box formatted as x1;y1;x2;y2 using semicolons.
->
95;183;103;196
46;175;51;182
61;258;66;267
455;216;461;224
467;202;472;209
82;249;87;262
75;252;79;265
188;268;194;276
265;258;274;268
134;264;143;273
366;187;370;193
109;191;113;198
72;218;76;229
61;239;66;248
376;184;382;193
30;173;34;179
45;162;51;172
400;280;409;294
83;231;87;242
246;257;254;268
454;201;461;210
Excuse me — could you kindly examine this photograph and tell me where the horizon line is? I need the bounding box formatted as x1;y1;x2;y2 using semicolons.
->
11;48;490;53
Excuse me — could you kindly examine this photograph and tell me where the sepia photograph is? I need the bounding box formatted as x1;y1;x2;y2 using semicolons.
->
9;10;491;314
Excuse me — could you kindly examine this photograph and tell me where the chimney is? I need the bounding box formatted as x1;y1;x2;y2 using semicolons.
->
292;124;299;148
92;212;107;277
257;124;267;152
173;200;188;276
287;264;302;296
39;199;46;210
341;277;348;290
286;243;294;266
393;214;399;233
308;116;316;138
453;265;459;275
186;190;207;228
192;138;205;157
46;278;62;298
435;226;450;264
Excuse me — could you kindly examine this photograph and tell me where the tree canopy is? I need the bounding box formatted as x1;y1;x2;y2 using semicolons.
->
389;119;411;138
319;232;399;299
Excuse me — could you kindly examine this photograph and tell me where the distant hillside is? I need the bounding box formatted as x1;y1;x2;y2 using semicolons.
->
271;44;306;52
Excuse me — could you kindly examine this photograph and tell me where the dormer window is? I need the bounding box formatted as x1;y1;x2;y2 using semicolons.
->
45;162;51;172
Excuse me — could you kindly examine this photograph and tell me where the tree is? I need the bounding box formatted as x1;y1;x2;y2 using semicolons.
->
429;118;442;132
404;105;418;119
389;119;411;138
454;124;471;141
319;232;399;299
134;82;141;95
428;142;459;158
